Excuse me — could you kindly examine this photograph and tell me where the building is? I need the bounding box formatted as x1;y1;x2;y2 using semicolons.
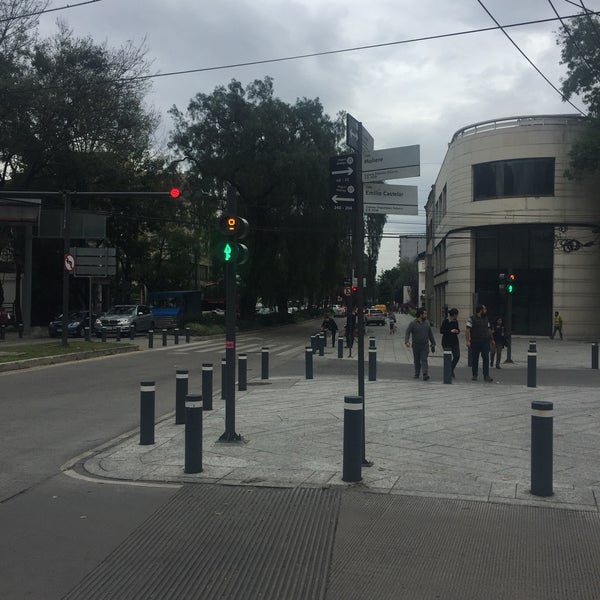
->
398;235;426;261
425;115;600;337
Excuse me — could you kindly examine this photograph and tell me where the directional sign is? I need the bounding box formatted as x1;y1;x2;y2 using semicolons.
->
329;154;357;211
346;113;374;153
362;145;420;182
364;183;418;215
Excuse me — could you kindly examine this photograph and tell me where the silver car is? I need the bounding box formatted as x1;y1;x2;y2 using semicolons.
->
94;305;154;336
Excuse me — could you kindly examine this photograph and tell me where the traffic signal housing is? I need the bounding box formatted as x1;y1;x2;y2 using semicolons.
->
219;214;248;239
498;273;506;295
507;273;516;294
216;214;249;264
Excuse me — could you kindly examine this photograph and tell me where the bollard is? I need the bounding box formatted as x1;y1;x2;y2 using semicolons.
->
221;357;226;399
369;337;376;349
101;327;107;342
305;346;313;379
174;328;179;345
311;334;317;354
338;336;344;359
368;347;376;381
184;393;203;473
238;353;247;391
527;339;537;388
185;327;191;343
322;329;328;346
0;324;5;340
342;395;363;482
115;328;121;342
162;329;168;347
18;323;23;338
148;329;154;349
202;364;213;411
592;342;599;370
443;349;453;384
84;326;90;342
531;400;553;497
261;347;270;379
139;381;155;445
129;325;135;340
318;334;325;357
175;369;189;425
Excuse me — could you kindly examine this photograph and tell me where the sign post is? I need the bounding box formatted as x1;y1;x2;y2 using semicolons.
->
329;154;357;211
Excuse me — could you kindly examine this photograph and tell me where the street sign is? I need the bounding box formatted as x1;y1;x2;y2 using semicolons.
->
363;183;418;215
343;286;352;297
329;153;357;211
64;253;75;272
362;145;420;182
70;247;116;277
346;113;374;153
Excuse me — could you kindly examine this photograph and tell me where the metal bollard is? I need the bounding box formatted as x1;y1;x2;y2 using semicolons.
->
148;330;154;348
342;395;363;482
311;334;317;354
101;327;107;342
592;342;599;370
202;364;213;411
261;347;270;379
443;349;453;384
238;353;247;391
84;326;90;342
18;323;23;338
185;327;191;343
129;325;135;340
527;339;537;388
162;329;168;347
338;336;344;358
221;357;226;399
368;347;376;381
531;400;553;497
174;328;179;345
175;369;189;425
305;346;313;379
369;337;376;349
184;394;203;473
318;334;324;357
115;328;121;342
0;325;5;340
139;381;155;445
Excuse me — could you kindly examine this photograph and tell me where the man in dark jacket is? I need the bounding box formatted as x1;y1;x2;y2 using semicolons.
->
465;304;495;382
440;308;460;378
405;308;436;381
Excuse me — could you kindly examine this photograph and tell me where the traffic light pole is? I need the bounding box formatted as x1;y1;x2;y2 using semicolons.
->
505;292;514;363
61;191;71;347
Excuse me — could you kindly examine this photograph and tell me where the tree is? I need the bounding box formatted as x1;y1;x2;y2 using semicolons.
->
558;11;600;177
376;259;418;305
170;78;352;318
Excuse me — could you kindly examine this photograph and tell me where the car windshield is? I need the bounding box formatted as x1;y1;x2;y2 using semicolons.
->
111;306;136;315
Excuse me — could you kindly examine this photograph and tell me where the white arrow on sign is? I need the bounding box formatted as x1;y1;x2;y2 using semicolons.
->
331;195;355;205
331;166;354;176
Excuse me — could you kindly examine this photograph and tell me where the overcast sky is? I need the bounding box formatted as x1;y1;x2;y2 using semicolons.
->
38;0;596;273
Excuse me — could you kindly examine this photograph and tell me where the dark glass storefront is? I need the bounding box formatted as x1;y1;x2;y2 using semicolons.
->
475;225;553;335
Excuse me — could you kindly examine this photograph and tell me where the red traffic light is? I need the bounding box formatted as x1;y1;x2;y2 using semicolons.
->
169;187;181;199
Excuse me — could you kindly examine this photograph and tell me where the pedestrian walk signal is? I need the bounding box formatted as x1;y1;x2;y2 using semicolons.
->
507;273;516;294
215;240;248;264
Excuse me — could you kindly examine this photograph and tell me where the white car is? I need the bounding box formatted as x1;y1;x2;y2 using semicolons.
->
94;305;155;336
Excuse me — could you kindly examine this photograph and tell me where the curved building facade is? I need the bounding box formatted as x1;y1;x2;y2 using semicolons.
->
425;115;600;338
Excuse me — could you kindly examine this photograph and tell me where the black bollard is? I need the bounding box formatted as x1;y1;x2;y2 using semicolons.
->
368;347;376;381
342;395;363;482
0;325;5;340
185;327;191;343
175;369;189;425
305;346;313;379
202;364;213;411
338;336;344;359
592;342;599;370
318;334;324;357
221;357;226;399
84;326;90;342
443;349;453;384
261;347;269;380
174;328;179;345
129;325;135;340
531;400;553;497
311;334;317;354
184;394;203;474
148;330;154;349
115;328;121;342
238;353;247;391
527;339;537;388
18;323;23;338
139;381;155;445
162;329;168;347
101;327;107;342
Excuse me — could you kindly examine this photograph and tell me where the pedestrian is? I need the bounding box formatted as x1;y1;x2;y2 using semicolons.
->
321;315;338;347
388;311;397;334
405;307;436;381
465;304;495;382
551;311;563;340
490;316;506;369
344;310;357;358
440;307;460;378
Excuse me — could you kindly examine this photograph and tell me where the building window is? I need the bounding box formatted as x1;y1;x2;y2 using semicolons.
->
473;158;555;200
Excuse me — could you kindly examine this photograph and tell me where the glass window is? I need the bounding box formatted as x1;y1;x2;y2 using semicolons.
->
473;158;554;200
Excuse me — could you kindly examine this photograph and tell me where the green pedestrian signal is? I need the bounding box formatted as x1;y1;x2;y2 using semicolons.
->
215;240;248;264
224;242;233;262
507;273;516;293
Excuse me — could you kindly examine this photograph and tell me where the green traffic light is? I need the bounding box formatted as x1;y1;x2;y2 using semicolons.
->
507;283;514;293
224;242;232;261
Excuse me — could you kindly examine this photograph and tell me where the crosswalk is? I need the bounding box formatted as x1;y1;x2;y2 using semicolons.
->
169;335;303;359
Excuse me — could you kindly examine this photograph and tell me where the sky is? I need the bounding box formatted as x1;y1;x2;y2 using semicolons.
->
37;0;597;274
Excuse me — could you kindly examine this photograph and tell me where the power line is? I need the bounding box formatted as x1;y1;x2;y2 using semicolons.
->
0;0;102;24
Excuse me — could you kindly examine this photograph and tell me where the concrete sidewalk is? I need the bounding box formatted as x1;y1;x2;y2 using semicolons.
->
79;332;600;512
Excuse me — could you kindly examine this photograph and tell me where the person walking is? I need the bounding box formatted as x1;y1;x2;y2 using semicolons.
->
321;315;338;347
551;311;563;340
440;308;460;378
388;311;397;334
490;316;506;369
465;304;495;382
405;307;436;381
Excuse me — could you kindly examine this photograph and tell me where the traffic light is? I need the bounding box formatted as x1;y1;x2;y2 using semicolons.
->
216;214;249;264
507;273;516;294
498;273;506;295
169;187;181;199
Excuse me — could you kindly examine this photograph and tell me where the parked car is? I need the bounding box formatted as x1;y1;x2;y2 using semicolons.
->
49;311;96;338
364;308;386;326
332;305;346;317
94;305;154;336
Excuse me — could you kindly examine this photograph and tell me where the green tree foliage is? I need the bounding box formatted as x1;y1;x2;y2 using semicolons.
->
376;259;418;305
558;11;600;177
169;78;352;317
